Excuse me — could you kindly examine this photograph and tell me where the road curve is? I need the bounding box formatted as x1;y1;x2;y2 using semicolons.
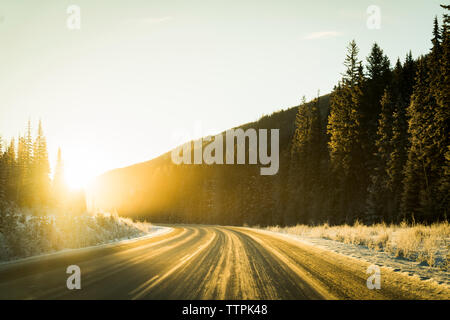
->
0;225;447;300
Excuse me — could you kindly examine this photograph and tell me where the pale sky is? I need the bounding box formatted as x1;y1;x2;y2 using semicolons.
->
0;0;446;188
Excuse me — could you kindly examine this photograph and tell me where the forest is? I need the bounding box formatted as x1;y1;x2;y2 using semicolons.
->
0;121;150;261
0;120;86;216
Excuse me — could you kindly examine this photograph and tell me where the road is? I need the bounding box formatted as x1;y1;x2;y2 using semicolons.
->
0;225;447;299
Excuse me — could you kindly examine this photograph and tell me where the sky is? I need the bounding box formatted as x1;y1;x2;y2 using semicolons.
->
0;0;446;188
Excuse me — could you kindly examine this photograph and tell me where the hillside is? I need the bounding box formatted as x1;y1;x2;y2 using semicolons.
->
87;12;449;227
87;95;331;226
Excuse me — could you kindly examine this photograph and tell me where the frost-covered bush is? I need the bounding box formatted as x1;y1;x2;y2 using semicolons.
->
0;205;151;262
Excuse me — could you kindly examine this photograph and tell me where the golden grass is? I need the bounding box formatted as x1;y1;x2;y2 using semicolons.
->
264;221;449;269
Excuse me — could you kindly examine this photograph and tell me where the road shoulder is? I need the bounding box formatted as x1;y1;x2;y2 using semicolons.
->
241;227;450;300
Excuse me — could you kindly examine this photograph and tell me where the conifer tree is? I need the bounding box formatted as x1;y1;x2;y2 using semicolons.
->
363;43;392;169
435;5;450;217
0;137;5;203
4;139;17;202
401;14;449;221
327;41;367;221
367;88;395;220
368;56;413;221
53;147;67;206
16;135;27;203
402;57;435;220
290;95;323;223
22;120;34;206
32;120;51;206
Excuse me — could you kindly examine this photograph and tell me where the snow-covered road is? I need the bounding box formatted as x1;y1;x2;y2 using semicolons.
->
0;225;448;299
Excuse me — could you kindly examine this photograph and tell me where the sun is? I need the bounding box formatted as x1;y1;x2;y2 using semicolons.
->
63;161;98;190
58;150;114;191
65;169;92;190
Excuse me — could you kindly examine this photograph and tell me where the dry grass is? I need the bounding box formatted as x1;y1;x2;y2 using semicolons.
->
264;221;449;269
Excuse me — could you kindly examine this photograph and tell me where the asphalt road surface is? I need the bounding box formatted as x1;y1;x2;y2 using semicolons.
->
0;225;448;299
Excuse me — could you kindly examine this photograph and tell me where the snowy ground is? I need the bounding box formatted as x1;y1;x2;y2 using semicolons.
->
0;225;172;267
255;228;449;287
0;207;170;263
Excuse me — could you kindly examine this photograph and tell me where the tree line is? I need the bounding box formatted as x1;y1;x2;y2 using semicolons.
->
0;121;85;214
289;8;448;224
88;6;450;225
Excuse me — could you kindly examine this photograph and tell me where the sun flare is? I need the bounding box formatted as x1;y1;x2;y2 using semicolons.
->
63;160;99;190
65;169;92;190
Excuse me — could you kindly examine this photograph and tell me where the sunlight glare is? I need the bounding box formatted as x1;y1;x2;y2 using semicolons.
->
65;168;93;190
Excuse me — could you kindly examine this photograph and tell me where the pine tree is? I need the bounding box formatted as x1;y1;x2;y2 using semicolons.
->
384;54;416;219
401;14;449;222
53;147;67;207
402;57;435;221
22;120;34;206
0;137;5;203
290;95;323;223
32;120;51;207
363;43;392;171
398;51;416;106
367;54;415;222
431;16;442;53
366;43;391;82
16;135;27;203
367;88;395;220
435;5;450;217
327;41;367;222
343;40;360;86
328;42;362;173
4;139;17;202
425;15;447;220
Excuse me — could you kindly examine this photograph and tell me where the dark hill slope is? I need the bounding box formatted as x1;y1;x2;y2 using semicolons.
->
88;94;331;226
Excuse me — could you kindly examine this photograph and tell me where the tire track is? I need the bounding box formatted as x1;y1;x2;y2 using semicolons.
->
0;225;446;300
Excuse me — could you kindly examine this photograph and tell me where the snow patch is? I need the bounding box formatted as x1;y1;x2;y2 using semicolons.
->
253;228;450;287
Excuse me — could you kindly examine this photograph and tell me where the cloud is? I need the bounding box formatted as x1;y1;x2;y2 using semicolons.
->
304;31;342;40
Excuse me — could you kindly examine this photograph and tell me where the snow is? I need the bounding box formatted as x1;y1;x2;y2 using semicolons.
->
0;225;172;267
0;206;171;263
254;228;450;287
